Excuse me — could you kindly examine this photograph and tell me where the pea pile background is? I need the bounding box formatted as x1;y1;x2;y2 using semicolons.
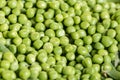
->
0;0;120;80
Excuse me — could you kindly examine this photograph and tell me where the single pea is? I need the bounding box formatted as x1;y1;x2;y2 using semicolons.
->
12;37;22;46
33;39;43;49
92;64;100;72
41;36;49;43
83;36;92;45
81;74;90;79
108;44;118;53
98;49;108;56
2;70;16;80
53;46;62;55
87;26;96;35
47;57;56;66
111;20;118;28
94;42;104;50
26;54;36;64
101;11;110;19
50;22;59;30
77;29;87;38
107;29;116;38
85;45;93;52
94;4;102;12
0;0;6;8
37;50;48;63
48;69;58;80
17;54;25;62
17;44;27;54
81;6;90;12
75;9;82;16
10;59;19;71
60;2;69;11
102;63;112;72
24;20;32;27
64;17;74;27
35;22;45;32
55;14;63;22
45;29;55;37
65;44;74;52
2;7;11;15
92;33;101;43
44;9;54;19
19;62;29;70
66;26;76;34
96;24;105;33
25;1;33;9
16;0;24;9
35;14;44;23
36;1;47;9
74;2;81;10
49;1;60;10
101;36;113;47
0;16;6;24
77;46;88;56
22;38;31;46
3;51;14;63
82;57;92;68
56;29;65;37
30;32;40;41
43;42;53;53
18;14;28;24
8;0;17;9
90;73;101;80
92;54;103;64
102;19;111;29
90;17;98;25
0;60;10;69
26;8;36;18
19;68;31;80
10;23;22;31
0;23;9;32
12;7;21;15
67;0;76;6
104;55;111;63
75;63;83;70
0;38;6;45
19;29;30;38
50;37;60;46
54;65;63;73
81;12;92;22
39;32;45;38
41;63;50;71
62;66;75;75
109;53;116;61
84;67;95;74
80;21;90;29
74;39;84;46
8;44;17;54
66;52;75;61
39;71;48;80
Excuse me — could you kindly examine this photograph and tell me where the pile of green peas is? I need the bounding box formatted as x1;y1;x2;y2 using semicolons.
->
0;0;120;80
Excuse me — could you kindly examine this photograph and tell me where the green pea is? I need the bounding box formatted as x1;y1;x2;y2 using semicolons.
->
35;14;44;22
55;65;63;73
19;29;30;38
49;1;60;10
17;54;25;62
25;1;33;9
0;23;9;32
26;8;35;18
39;71;48;80
104;55;111;63
45;29;55;37
94;4;102;12
66;26;76;34
0;60;10;69
18;14;28;24
98;49;108;56
90;73;101;80
81;12;92;22
8;44;16;54
37;49;47;63
36;1;47;9
10;23;22;31
101;11;110;19
0;38;6;45
84;67;95;74
33;39;43;49
74;39;84;46
0;16;5;24
108;44;118;53
60;2;69;11
81;74;90;79
92;64;100;72
109;53;116;61
41;63;50;71
56;29;65;37
64;17;74;27
101;63;112;72
43;42;53;53
19;68;30;80
12;37;22;46
19;62;29;70
0;0;6;8
55;14;63;22
30;32;40;41
41;36;49;43
50;22;59;30
83;36;92;45
66;52;75;61
17;44;27;54
92;33;101;43
65;44;74;52
62;66;75;75
10;59;19;71
50;37;60;46
92;54;103;64
22;38;31;46
2;70;16;80
48;69;58;80
67;0;76;6
82;57;92;67
116;33;120;42
77;29;87;38
2;7;11;16
101;36;113;47
94;42;104;50
90;17;98;25
77;46;88;56
44;9;54;19
26;54;36;64
88;26;96;35
80;21;90;29
47;57;56;66
103;19;111;29
85;45;93;52
96;24;105;33
111;20;118;28
75;9;82;16
107;29;116;38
